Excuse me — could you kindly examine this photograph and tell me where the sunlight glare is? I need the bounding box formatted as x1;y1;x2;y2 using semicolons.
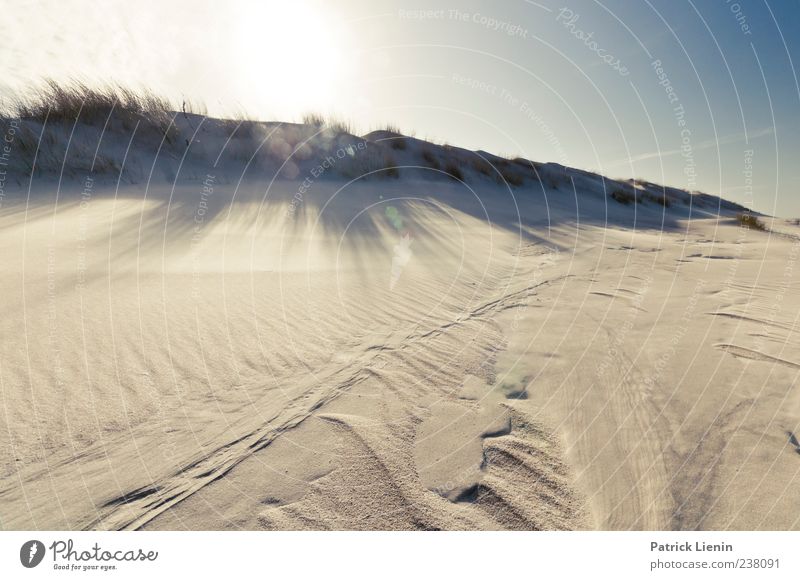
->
232;0;344;119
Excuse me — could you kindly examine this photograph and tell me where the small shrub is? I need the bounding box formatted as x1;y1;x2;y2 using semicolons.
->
738;213;767;231
643;192;670;207
610;188;638;205
512;157;532;167
421;149;440;170
444;161;464;181
470;157;493;176
390;138;407;150
499;167;524;186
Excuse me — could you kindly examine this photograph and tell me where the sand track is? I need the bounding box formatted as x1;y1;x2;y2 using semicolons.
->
90;273;570;530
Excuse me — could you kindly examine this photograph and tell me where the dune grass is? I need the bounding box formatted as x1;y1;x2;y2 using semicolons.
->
302;112;351;134
381;126;408;150
643;191;671;207
9;79;174;130
336;144;400;180
443;161;464;181
498;166;524;186
421;149;440;170
738;212;768;231
610;188;639;205
382;124;402;135
389;139;407;150
470;157;493;176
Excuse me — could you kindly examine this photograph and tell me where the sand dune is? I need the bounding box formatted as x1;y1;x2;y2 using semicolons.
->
1;118;799;530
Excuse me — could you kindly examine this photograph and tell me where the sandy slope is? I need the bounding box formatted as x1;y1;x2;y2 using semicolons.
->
1;131;799;530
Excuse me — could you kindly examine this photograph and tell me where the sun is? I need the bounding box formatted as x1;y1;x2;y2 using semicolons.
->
231;0;345;119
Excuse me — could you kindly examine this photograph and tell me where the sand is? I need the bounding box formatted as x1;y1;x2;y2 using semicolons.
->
1;126;799;530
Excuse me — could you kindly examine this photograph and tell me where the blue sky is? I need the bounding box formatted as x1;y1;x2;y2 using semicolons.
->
3;0;799;215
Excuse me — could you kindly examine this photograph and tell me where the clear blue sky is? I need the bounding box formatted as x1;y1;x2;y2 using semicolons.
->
3;0;799;216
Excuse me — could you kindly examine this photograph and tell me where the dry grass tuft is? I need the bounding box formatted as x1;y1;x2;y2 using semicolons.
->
421;149;440;170
385;157;400;178
383;125;407;150
470;157;493;176
738;212;768;231
10;79;175;135
643;191;671;207
301;112;326;127
498;166;525;186
610;188;638;205
389;138;407;150
443;161;464;181
302;112;351;134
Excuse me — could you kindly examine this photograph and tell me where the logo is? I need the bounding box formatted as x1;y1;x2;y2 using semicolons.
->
20;540;45;568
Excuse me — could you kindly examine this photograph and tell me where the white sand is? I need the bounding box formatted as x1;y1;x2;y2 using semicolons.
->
1;123;799;530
